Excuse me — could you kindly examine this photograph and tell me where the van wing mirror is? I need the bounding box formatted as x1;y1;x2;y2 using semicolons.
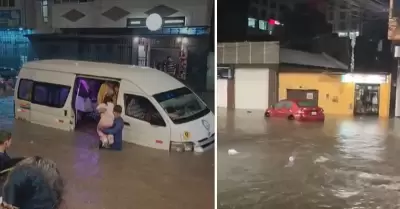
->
149;115;166;127
270;104;275;109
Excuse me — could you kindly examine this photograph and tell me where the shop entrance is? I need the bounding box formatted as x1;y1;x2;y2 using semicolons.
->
354;84;380;115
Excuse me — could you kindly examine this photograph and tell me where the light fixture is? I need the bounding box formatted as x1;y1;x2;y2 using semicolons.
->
133;37;139;43
146;13;162;31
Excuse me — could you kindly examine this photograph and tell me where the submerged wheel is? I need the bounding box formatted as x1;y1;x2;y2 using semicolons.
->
288;115;295;120
264;112;270;117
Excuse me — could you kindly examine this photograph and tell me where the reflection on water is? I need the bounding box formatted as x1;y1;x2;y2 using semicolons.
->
218;109;400;209
0;96;213;209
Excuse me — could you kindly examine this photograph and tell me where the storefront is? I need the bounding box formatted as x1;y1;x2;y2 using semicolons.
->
216;42;280;110
279;72;391;117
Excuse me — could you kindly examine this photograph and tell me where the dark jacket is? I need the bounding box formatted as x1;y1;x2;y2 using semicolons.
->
3;165;59;209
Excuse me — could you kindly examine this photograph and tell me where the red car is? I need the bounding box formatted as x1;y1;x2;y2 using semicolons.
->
265;99;324;121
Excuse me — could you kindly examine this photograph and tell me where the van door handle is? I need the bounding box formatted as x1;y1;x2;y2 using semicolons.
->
124;121;130;126
64;110;67;116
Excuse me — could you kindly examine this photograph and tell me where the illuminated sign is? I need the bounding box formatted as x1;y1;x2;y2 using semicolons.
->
127;16;186;28
341;74;388;84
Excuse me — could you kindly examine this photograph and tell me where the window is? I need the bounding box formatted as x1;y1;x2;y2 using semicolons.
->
17;79;33;101
297;101;316;107
274;101;285;108
249;7;258;18
263;0;267;5
248;17;256;28
124;94;165;125
0;0;14;7
153;87;210;124
259;20;267;30
217;68;234;79
32;82;70;108
339;12;346;19
42;0;48;23
261;10;266;19
54;0;94;3
283;101;292;108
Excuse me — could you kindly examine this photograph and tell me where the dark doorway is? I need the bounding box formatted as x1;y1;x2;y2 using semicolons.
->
354;84;380;116
286;89;319;106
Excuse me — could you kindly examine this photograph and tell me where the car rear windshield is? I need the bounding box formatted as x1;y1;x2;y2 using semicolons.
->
297;101;316;107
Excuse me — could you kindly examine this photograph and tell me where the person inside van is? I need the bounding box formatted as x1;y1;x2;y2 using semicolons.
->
100;105;124;150
97;81;115;106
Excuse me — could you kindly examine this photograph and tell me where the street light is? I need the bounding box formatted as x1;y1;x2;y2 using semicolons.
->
146;13;162;31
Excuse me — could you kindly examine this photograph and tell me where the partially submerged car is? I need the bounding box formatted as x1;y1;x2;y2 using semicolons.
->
265;99;324;121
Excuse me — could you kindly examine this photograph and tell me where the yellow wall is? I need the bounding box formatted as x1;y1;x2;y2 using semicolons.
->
279;73;391;117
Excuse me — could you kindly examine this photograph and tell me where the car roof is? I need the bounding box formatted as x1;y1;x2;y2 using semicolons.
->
23;59;185;95
280;99;312;103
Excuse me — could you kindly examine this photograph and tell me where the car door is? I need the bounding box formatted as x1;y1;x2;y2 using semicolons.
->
283;101;293;117
122;92;171;150
30;71;75;131
275;101;286;117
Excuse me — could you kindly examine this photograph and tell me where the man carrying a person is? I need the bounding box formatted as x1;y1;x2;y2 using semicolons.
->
99;105;124;150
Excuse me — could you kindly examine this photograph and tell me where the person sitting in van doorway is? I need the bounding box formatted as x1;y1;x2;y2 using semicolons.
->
99;105;124;150
97;81;118;106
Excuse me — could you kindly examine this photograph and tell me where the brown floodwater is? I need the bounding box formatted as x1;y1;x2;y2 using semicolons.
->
0;96;214;209
218;109;400;209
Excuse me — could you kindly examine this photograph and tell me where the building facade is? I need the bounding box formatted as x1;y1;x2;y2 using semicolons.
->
279;71;391;117
0;0;38;70
217;42;279;110
26;0;213;91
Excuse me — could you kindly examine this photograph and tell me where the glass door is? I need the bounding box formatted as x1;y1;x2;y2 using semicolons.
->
354;84;380;115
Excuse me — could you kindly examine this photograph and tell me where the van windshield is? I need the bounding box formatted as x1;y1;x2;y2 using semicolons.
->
153;87;210;124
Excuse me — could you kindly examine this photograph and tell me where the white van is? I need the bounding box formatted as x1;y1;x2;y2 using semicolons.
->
14;60;214;152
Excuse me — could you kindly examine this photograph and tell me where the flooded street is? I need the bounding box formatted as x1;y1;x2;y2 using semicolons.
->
0;96;214;209
218;109;400;209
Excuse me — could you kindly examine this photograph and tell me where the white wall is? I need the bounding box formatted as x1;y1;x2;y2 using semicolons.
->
51;0;210;28
395;67;400;117
235;68;269;110
217;79;227;108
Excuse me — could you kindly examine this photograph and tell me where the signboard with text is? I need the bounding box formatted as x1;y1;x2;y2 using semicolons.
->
0;10;21;28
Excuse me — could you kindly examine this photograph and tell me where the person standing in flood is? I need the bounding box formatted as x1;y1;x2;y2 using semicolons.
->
100;105;124;150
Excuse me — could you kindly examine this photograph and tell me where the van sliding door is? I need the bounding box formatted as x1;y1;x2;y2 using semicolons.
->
30;71;76;131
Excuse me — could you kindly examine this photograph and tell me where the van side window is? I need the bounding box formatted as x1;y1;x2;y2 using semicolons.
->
17;79;33;101
32;82;70;108
124;94;164;124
